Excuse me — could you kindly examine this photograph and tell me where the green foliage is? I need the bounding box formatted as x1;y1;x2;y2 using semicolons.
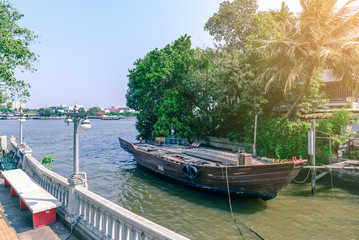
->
152;89;195;139
253;118;311;159
88;106;102;116
256;0;359;118
315;109;358;164
250;110;358;164
37;108;51;117
348;149;359;160
119;111;136;117
204;0;258;50
194;48;261;139
127;35;197;140
125;0;357;166
41;154;55;170
0;1;38;104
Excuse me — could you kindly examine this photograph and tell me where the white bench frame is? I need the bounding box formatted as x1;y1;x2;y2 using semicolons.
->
2;169;62;229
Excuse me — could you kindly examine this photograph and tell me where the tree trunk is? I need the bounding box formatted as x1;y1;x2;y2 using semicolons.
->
284;67;314;119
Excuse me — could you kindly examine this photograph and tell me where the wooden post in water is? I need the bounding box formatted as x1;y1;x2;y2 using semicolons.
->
311;120;316;195
253;115;257;157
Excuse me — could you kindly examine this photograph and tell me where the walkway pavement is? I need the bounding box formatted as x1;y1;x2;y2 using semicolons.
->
0;178;78;240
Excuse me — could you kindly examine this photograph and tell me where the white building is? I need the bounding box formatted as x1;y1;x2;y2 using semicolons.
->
11;101;25;110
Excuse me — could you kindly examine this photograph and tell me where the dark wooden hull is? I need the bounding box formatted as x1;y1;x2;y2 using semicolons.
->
119;138;307;200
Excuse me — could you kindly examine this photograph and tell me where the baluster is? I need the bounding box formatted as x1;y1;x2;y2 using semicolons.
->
96;208;103;232
50;181;54;195
54;184;58;199
60;186;64;203
51;182;56;195
125;224;131;240
89;205;95;227
64;189;69;207
108;215;114;238
133;230;139;240
90;206;96;229
46;179;50;192
84;201;90;223
102;212;108;235
114;221;121;240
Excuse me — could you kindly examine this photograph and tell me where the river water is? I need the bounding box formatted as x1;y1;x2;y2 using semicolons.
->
1;118;358;239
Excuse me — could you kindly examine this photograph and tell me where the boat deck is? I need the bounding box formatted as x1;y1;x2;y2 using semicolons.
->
134;143;264;166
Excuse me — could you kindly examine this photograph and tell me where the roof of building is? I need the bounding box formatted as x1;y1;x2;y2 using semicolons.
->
105;108;121;112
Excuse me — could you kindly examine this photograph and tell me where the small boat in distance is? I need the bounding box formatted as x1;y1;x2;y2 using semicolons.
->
118;138;307;200
101;115;122;120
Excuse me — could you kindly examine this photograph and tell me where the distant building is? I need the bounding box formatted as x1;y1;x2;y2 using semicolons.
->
105;108;121;113
320;71;359;112
11;101;25;110
111;106;135;113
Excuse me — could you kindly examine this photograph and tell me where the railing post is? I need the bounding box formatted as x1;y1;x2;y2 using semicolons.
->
66;177;83;222
21;146;32;171
9;135;16;152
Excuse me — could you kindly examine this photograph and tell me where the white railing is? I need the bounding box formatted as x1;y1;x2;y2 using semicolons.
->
75;187;187;240
9;138;188;240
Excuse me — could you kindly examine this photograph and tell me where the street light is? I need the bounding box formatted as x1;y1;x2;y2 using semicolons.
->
64;105;91;221
65;105;91;180
17;106;26;144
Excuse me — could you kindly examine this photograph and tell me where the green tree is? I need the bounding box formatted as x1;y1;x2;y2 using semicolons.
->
37;108;51;117
127;35;197;140
204;0;258;50
0;1;38;104
256;0;359;118
88;106;102;116
191;48;262;139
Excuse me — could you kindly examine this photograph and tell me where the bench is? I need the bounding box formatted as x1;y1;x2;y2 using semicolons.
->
2;169;62;229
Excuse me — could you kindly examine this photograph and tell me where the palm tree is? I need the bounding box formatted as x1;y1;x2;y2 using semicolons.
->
256;0;359;118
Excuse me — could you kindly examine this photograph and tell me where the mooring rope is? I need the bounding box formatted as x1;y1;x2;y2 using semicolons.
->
225;166;266;240
293;168;311;184
225;166;244;239
329;154;336;199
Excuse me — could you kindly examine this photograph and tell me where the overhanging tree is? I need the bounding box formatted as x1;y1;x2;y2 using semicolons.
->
256;0;359;118
0;0;38;104
126;35;196;140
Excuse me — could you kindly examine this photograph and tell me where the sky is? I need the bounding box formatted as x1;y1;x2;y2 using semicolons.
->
10;0;349;109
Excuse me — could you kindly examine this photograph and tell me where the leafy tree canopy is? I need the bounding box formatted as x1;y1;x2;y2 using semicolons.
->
127;35;197;140
204;0;258;50
88;106;102;116
0;1;38;104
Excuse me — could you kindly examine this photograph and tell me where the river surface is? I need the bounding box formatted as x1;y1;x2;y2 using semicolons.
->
1;118;359;239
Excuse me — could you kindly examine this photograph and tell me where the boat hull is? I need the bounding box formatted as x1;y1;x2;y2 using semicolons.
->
119;138;307;200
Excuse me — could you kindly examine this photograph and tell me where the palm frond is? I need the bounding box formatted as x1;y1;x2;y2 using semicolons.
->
264;73;278;93
285;62;304;92
314;46;341;65
327;4;359;41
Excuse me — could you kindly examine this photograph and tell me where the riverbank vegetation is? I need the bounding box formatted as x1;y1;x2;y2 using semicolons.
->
126;0;359;163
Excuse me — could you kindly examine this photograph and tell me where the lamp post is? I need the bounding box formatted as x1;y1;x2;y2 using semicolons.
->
65;105;91;220
18;106;26;144
65;105;91;179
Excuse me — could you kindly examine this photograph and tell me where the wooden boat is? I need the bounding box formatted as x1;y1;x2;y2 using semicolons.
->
118;138;307;200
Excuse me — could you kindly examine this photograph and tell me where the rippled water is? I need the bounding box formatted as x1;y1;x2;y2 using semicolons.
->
1;118;359;239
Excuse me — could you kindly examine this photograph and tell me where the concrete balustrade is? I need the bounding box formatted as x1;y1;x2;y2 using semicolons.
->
8;138;188;240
